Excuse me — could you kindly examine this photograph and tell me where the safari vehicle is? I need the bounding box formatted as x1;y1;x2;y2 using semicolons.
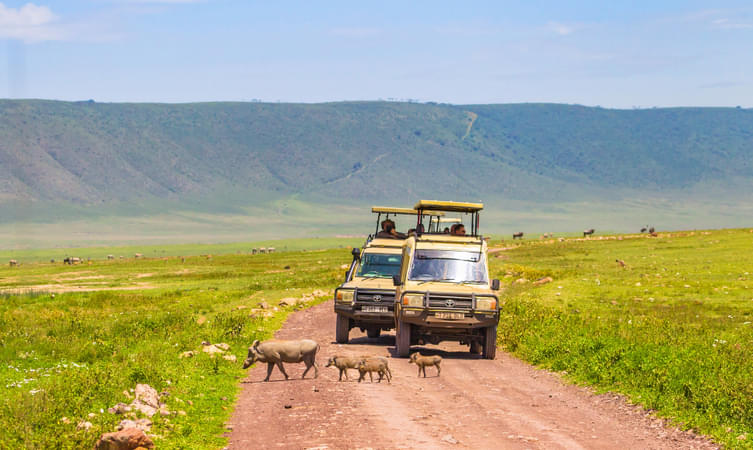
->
392;200;501;359
333;207;442;344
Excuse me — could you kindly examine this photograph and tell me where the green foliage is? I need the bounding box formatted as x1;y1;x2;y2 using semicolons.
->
493;229;753;448
0;246;349;449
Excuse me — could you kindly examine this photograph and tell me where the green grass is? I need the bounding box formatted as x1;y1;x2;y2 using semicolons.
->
0;246;353;449
491;229;753;448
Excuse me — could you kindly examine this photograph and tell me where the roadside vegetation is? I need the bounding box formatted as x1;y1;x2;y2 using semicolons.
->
0;246;350;448
492;229;753;448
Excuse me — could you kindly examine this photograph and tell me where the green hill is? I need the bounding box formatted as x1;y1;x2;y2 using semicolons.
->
1;100;752;246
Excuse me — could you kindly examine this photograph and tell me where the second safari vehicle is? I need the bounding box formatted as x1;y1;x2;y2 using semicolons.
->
333;206;442;343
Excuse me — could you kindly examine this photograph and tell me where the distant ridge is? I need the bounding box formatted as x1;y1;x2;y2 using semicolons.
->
1;100;752;207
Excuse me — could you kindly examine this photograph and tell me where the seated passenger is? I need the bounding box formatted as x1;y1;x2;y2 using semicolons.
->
450;224;466;236
376;220;406;239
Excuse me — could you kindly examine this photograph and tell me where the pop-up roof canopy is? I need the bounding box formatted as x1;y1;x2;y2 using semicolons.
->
370;206;444;237
414;200;484;236
413;200;484;213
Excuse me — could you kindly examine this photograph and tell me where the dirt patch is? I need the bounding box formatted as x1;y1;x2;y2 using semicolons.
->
229;301;717;449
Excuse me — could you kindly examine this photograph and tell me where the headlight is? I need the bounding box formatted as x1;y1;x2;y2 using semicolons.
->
476;298;496;310
336;290;354;303
402;294;424;307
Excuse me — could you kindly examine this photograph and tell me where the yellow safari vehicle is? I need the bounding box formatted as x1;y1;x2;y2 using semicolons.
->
333;207;441;343
392;200;501;359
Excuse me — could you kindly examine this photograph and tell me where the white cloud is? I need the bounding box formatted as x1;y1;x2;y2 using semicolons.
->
711;18;753;30
0;2;65;42
329;27;381;38
547;21;576;36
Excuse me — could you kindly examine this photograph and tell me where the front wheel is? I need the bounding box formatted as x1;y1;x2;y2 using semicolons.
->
396;320;411;357
470;340;482;354
482;325;497;360
367;327;381;339
335;314;350;344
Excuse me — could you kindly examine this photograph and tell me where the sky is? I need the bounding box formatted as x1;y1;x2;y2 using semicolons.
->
1;0;752;107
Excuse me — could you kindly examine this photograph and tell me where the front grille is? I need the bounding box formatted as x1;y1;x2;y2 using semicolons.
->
355;290;395;304
427;293;473;309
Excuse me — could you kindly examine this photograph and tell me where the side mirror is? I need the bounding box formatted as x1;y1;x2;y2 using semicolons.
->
392;274;402;287
491;279;500;291
351;247;360;260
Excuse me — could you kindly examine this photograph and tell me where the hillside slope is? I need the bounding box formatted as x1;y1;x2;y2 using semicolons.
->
3;100;752;207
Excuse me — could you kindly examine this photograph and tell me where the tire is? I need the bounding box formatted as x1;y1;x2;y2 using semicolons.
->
482;325;497;360
335;314;350;344
396;320;411;357
470;340;482;354
367;327;381;339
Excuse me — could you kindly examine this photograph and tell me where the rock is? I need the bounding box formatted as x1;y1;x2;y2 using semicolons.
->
117;418;152;432
94;427;155;450
130;384;162;417
340;264;350;269
533;276;553;286
284;404;292;409
202;345;225;355
178;410;187;416
279;297;299;307
179;351;195;359
258;302;270;309
77;421;92;430
738;434;747;441
441;434;458;444
197;316;207;325
61;417;71;424
201;341;211;346
88;412;97;418
214;343;230;351
223;354;237;362
312;289;328;297
122;390;132;400
514;278;529;284
235;305;247;310
107;403;131;415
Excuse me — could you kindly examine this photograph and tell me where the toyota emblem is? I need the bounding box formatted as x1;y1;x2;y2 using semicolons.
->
445;299;455;307
373;295;382;302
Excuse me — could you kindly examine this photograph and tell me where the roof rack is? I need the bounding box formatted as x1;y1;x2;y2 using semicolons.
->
369;206;444;240
414;200;484;236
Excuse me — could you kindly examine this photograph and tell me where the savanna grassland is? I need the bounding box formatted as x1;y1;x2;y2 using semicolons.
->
1;229;752;448
493;229;753;448
0;244;355;449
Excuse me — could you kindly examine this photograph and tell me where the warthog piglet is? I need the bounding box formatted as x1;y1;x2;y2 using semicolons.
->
325;355;361;381
409;353;442;377
357;357;391;383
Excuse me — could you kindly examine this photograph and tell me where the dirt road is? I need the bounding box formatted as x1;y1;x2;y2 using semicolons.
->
229;301;716;449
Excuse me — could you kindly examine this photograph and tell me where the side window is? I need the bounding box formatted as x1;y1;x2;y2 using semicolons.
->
399;243;412;282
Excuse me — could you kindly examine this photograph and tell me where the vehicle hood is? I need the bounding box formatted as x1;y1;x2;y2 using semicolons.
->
340;277;396;291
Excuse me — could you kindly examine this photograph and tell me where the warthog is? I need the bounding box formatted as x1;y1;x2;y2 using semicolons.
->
512;232;524;240
409;353;442;377
243;339;319;381
325;355;361;381
357;357;391;383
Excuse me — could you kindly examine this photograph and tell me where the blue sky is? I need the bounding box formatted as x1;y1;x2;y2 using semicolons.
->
1;1;752;107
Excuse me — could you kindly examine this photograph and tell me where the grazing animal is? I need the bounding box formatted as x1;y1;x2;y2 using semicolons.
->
616;259;626;268
357;357;391;383
640;226;647;233
648;227;655;234
268;247;276;253
583;228;595;237
243;339;319;382
409;353;442;377
134;253;143;259
252;248;258;255
9;259;17;267
325;355;361;381
512;232;524;240
107;254;114;260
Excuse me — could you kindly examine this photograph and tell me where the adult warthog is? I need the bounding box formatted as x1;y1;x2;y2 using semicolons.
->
243;339;320;381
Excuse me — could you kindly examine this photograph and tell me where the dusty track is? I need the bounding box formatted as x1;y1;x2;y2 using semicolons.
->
229;301;716;449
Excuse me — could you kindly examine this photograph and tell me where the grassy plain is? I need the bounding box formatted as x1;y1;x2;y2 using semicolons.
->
491;229;753;448
2;229;752;448
0;246;353;449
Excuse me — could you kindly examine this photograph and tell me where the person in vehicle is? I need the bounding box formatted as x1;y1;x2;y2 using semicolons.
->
376;219;406;239
450;224;466;236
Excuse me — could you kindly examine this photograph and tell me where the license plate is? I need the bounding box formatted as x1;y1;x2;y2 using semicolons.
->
435;312;464;320
362;306;388;313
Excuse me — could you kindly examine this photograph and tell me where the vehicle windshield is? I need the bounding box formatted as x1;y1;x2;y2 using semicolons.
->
408;249;488;283
356;253;402;278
